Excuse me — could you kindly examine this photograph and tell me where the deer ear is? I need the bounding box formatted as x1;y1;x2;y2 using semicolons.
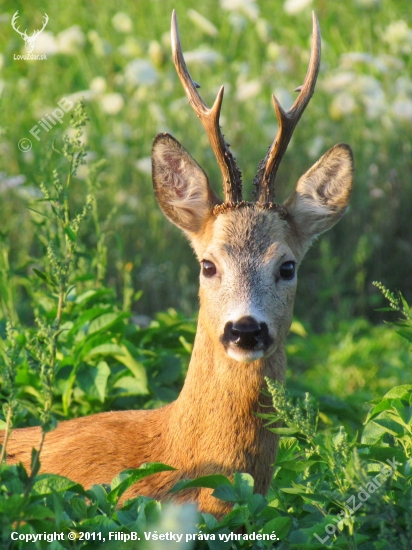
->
152;133;221;234
284;143;353;241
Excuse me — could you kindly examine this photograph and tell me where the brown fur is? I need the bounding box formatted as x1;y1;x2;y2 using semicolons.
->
1;135;353;518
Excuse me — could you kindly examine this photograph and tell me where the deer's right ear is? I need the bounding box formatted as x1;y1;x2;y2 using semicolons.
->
152;133;221;234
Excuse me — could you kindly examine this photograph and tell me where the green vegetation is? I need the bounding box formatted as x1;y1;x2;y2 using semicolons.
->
1;0;412;548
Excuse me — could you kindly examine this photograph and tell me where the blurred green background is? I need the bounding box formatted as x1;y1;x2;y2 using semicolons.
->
0;0;411;330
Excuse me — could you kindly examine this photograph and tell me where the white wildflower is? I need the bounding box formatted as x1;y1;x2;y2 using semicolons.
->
284;0;312;15
89;76;107;95
236;79;262;102
31;31;58;55
323;71;355;94
0;173;26;193
256;18;271;43
392;99;412;122
340;52;374;68
88;30;112;57
228;13;247;31
220;0;259;20
394;76;412;96
148;41;165;68
187;9;218;37
124;59;158;86
112;12;133;33
182;49;223;65
382;20;412;55
330;93;357;119
307;135;324;159
118;37;144;58
376;54;404;72
66;90;95;104
135;157;152;175
273;87;293;110
56;26;85;55
99;93;124;115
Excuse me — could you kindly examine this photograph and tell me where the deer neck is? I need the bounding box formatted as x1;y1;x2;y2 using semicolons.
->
166;306;287;479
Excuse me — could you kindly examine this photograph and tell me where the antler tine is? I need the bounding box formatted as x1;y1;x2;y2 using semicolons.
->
171;10;242;203
254;12;321;204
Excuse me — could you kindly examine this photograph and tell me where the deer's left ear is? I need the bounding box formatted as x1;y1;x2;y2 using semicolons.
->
284;143;353;241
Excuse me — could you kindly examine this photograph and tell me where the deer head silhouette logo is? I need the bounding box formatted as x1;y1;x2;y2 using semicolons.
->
11;11;49;54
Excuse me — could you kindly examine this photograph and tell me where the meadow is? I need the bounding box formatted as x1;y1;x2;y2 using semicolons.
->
0;0;412;548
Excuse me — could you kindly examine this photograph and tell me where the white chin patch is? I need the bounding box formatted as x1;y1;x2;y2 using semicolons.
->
227;347;265;364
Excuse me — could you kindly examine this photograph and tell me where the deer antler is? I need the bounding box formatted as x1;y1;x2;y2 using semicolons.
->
254;12;321;204
171;10;243;203
11;12;27;39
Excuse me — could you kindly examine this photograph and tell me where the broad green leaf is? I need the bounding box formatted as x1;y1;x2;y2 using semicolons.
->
278;459;320;472
108;463;175;503
261;516;293;539
212;484;238;502
113;375;148;396
290;320;307;337
170;474;232;493
357;445;405;466
32;474;86;496
85;343;124;359
372;412;406;436
75;515;119;534
361;420;388;444
76;361;110;402
88;312;126;335
383;385;412;399
113;344;148;394
364;399;393;424
396;329;412;343
233;472;254;500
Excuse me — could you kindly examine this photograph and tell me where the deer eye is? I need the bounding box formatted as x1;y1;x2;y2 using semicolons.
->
279;261;296;280
202;260;216;277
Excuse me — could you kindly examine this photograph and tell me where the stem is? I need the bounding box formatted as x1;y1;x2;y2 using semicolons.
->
0;406;12;465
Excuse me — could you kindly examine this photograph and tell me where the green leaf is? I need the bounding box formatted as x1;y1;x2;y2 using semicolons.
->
113;375;148;396
233;472;254;500
85;343;124;359
64;224;77;242
269;427;299;435
383;385;412;399
88;312;126;335
32;268;48;282
113;344;148;394
107;463;175;503
76;361;110;402
261;516;292;539
396;329;412;343
361;420;389;444
32;474;86;496
170;474;232;493
278;459;319;472
213;484;239;502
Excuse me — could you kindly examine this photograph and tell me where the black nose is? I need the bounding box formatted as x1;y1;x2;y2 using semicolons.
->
222;316;269;350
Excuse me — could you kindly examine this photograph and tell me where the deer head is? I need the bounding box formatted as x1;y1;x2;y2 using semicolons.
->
152;11;353;365
11;11;49;54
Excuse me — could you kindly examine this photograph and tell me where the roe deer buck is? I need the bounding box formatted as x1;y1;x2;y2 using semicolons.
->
2;11;353;517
